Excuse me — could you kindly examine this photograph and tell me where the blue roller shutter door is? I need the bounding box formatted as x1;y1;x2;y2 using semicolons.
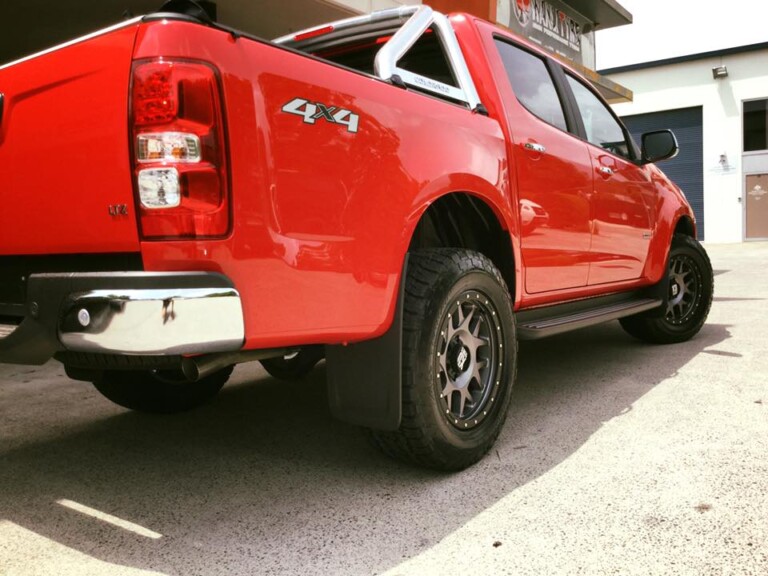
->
622;107;704;240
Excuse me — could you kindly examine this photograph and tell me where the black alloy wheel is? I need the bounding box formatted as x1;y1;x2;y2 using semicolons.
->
437;290;503;431
666;252;703;326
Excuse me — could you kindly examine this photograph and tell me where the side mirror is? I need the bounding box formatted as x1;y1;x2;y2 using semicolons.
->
641;130;679;164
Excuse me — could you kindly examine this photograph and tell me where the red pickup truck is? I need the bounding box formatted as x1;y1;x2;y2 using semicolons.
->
0;1;712;469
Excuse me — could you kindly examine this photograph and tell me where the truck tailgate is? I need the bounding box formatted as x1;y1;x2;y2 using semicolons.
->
0;22;141;255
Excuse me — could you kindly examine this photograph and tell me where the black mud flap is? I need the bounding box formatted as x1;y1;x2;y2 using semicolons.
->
325;256;407;431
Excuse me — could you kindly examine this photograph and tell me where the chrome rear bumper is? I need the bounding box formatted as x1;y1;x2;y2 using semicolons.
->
60;287;244;355
0;272;244;365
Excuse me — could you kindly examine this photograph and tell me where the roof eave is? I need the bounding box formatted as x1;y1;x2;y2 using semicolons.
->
567;0;632;30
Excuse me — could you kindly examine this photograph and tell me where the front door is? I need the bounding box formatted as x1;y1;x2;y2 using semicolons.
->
564;74;655;285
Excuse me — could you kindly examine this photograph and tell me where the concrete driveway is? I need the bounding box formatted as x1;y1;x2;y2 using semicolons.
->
1;242;766;576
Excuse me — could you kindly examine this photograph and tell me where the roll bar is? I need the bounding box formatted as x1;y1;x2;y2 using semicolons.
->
274;6;483;112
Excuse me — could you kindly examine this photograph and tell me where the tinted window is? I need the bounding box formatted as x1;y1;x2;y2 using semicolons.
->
566;75;631;159
495;40;567;131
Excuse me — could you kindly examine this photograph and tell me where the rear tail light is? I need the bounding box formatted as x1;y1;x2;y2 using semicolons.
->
137;168;181;208
137;133;201;163
130;59;229;239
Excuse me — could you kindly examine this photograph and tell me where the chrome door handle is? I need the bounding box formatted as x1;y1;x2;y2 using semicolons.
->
598;166;614;176
524;142;546;153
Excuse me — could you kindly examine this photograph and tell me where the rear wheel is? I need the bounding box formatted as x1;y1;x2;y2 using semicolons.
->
371;249;517;471
92;367;232;413
620;234;713;344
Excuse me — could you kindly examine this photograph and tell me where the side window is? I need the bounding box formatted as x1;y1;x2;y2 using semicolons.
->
495;40;567;132
566;74;631;159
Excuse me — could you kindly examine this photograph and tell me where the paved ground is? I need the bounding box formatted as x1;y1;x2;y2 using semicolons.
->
0;242;766;576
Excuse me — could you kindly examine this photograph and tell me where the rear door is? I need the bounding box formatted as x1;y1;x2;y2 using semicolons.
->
493;39;593;294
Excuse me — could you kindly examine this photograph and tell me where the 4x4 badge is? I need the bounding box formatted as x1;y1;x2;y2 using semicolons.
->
281;97;359;133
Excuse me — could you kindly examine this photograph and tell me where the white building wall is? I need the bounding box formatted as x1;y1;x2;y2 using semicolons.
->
606;48;768;243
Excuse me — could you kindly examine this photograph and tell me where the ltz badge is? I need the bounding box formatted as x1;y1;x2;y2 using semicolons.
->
108;204;129;216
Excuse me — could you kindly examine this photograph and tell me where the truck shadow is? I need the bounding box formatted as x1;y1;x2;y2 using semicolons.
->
0;321;730;576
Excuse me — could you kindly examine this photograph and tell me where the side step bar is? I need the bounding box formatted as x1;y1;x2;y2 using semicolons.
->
516;294;663;340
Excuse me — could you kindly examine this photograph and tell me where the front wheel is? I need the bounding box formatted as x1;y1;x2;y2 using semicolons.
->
371;249;517;471
93;367;233;413
621;234;713;344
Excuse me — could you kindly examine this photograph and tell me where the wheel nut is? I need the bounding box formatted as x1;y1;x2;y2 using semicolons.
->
77;309;91;327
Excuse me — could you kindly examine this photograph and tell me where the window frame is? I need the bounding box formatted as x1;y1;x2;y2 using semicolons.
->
558;68;640;162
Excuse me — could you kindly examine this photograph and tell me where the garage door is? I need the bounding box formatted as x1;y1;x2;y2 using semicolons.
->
622;107;704;240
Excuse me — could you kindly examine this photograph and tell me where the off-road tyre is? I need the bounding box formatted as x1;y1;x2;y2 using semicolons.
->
371;248;517;471
620;234;713;344
260;346;324;381
93;367;233;413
